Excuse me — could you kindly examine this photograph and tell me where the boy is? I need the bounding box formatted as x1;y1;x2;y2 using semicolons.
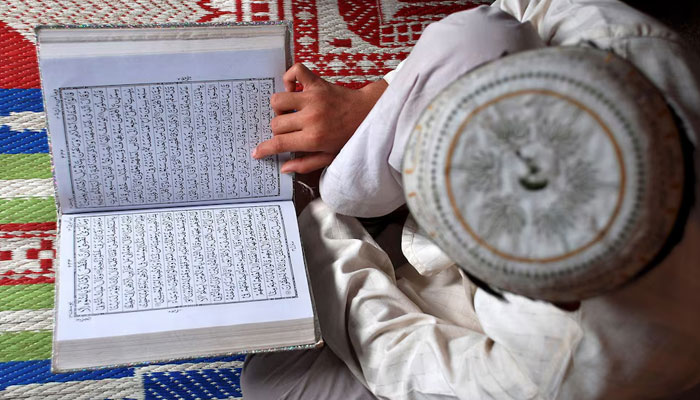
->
244;1;700;398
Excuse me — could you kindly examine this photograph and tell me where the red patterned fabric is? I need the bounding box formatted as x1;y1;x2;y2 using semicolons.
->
0;0;488;89
293;0;484;87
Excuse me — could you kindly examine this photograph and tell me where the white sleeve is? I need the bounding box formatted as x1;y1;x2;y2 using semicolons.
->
382;59;406;85
492;0;673;46
320;6;544;218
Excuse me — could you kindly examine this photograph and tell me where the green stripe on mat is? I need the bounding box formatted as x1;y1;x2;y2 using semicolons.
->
0;284;54;311
0;331;52;362
0;154;52;180
0;197;56;224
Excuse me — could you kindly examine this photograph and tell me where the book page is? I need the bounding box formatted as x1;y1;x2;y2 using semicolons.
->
40;47;291;213
56;201;313;341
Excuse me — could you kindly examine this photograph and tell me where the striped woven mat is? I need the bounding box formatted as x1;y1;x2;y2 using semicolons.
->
0;1;484;398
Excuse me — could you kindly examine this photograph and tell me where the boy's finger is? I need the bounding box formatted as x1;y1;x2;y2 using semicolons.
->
270;92;304;115
253;133;310;159
280;153;335;174
282;68;297;92
270;113;303;135
283;63;318;92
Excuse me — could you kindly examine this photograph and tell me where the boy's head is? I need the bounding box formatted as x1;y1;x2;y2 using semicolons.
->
403;47;693;302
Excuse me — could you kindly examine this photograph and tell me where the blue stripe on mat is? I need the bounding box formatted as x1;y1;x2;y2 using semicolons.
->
144;368;242;399
0;360;134;391
0;127;49;153
158;354;246;366
0;355;246;391
0;89;44;116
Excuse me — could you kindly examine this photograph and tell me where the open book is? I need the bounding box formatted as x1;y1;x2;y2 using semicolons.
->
37;22;320;372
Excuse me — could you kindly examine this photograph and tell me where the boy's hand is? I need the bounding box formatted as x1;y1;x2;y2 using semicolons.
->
252;63;387;174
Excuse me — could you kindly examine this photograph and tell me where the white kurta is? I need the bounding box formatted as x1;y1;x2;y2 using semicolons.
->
306;1;700;399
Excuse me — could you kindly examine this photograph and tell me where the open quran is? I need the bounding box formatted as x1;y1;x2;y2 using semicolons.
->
36;23;319;372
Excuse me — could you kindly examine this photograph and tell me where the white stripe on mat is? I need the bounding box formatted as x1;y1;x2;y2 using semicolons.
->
1;378;145;400
135;360;245;374
0;179;54;199
0;259;54;275
0;309;53;333
0;111;46;132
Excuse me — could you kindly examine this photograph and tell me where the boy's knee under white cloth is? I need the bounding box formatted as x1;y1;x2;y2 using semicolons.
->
295;198;700;399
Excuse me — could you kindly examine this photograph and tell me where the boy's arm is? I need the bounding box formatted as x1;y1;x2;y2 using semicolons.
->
493;0;674;46
319;6;545;218
253;63;387;174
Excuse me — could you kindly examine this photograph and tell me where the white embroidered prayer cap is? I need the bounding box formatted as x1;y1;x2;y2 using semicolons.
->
402;47;687;302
